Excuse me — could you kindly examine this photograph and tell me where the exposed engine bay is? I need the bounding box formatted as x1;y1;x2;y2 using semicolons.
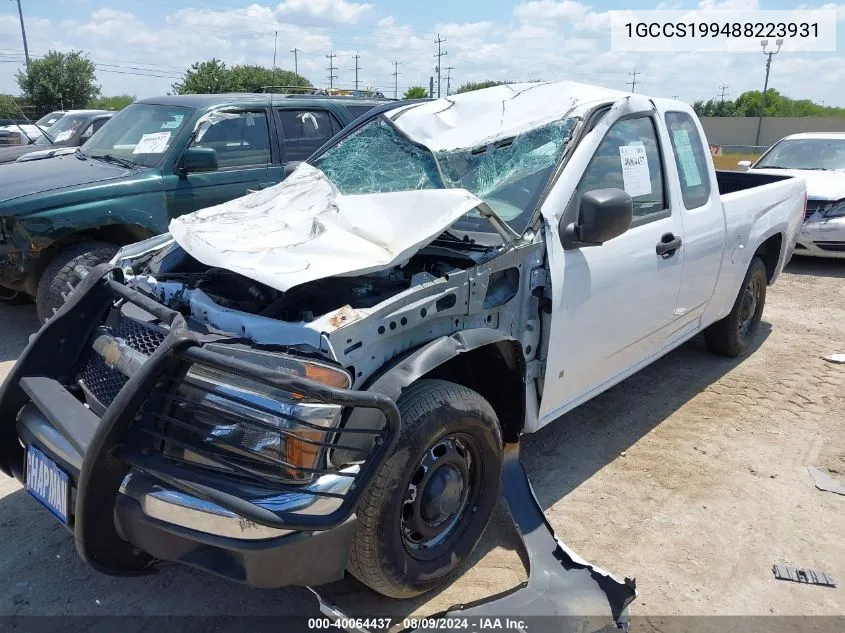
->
126;237;490;324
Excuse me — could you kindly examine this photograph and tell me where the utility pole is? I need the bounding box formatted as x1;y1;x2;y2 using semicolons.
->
291;47;301;76
326;50;337;90
429;76;434;99
754;38;782;146
391;60;401;99
352;52;361;92
445;66;454;96
273;31;278;71
626;67;639;93
16;0;30;70
434;33;447;98
718;84;729;103
671;95;679;100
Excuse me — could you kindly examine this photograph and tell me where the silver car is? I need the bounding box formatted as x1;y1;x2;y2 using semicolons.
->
740;132;845;259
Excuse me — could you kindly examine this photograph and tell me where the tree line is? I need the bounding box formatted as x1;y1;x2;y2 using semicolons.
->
7;51;843;117
693;89;845;117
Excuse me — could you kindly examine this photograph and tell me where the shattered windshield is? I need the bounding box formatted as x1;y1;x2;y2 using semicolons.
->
311;114;577;235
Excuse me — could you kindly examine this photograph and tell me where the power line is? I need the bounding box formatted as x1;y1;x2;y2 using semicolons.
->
392;60;401;100
352;52;360;92
434;33;447;98
325;50;337;89
626;67;640;93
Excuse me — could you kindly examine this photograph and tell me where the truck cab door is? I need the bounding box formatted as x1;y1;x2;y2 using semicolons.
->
539;110;685;424
163;109;274;219
661;110;724;347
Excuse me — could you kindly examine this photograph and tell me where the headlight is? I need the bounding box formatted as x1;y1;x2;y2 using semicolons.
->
167;345;351;484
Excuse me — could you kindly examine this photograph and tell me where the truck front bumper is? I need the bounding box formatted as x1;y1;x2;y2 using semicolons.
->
17;395;359;586
0;264;399;587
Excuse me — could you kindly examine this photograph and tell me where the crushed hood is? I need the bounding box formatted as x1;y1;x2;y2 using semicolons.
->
169;164;483;293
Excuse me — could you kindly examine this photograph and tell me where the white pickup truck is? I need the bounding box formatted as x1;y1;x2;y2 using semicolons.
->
0;82;805;622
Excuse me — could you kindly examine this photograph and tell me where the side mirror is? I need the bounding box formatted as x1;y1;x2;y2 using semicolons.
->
180;146;218;174
562;188;633;249
737;160;752;171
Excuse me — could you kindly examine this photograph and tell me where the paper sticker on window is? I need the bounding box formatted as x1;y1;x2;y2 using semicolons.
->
672;129;702;187
132;131;171;154
52;130;73;142
619;142;652;197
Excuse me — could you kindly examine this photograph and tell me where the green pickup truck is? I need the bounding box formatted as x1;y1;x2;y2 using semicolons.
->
0;93;388;320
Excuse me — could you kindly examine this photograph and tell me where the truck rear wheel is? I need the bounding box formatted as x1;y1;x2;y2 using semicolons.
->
705;256;767;358
35;241;118;322
347;379;503;598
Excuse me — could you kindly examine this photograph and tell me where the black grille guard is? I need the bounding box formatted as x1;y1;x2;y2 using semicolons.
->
0;264;400;575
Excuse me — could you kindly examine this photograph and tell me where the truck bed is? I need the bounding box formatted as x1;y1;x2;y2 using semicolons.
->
715;169;793;195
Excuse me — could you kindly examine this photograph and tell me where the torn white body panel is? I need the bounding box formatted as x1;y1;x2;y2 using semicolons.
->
169;163;483;293
389;81;628;152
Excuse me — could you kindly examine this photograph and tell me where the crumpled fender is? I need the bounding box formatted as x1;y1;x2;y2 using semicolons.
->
312;442;637;632
333;329;524;465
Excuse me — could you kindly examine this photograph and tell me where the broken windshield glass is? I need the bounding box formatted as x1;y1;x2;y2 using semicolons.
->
310;114;577;235
312;117;443;193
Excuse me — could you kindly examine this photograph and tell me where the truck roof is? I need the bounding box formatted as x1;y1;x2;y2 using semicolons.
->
135;93;391;109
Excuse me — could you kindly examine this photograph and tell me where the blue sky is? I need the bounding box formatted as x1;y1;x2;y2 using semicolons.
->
1;0;844;105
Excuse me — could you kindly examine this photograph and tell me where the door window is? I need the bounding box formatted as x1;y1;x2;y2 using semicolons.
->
577;117;667;222
191;110;271;169
664;112;711;209
278;109;341;162
80;118;108;142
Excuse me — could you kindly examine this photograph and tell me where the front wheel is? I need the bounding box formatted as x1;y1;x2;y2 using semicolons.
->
35;241;118;322
347;379;503;598
705;256;768;357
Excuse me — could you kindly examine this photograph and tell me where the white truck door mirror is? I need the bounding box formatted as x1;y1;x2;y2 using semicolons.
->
561;188;633;249
737;160;752;170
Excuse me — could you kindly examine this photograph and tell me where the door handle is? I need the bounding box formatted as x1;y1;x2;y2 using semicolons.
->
656;233;682;258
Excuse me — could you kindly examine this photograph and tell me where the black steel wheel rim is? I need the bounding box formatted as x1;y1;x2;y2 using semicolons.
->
739;275;762;337
400;433;483;560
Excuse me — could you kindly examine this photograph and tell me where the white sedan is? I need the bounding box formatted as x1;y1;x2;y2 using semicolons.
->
740;132;845;259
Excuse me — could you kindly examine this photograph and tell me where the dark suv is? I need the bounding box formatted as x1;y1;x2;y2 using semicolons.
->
0;94;388;319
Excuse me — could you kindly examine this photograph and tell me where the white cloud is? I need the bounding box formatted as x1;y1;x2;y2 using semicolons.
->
513;0;590;23
799;3;845;21
0;1;843;107
276;0;373;25
698;0;759;9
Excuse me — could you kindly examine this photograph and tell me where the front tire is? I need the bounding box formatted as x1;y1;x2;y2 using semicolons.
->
705;256;768;357
35;241;118;322
347;379;503;598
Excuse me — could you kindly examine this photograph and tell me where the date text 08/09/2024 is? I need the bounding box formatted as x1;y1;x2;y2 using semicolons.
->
308;618;531;630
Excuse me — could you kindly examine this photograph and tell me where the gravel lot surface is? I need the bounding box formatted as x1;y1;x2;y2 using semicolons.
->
0;257;843;623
